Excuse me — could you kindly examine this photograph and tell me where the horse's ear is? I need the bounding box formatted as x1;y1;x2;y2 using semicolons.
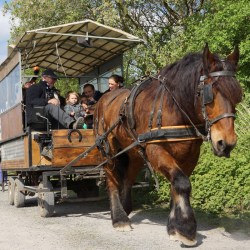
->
227;45;239;67
203;43;216;75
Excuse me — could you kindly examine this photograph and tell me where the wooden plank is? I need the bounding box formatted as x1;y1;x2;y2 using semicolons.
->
31;135;52;166
0;51;19;81
23;136;29;168
52;129;103;166
52;147;102;167
0;104;23;141
52;129;96;148
1;159;25;170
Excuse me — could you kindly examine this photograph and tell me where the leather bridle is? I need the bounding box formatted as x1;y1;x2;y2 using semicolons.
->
198;69;236;140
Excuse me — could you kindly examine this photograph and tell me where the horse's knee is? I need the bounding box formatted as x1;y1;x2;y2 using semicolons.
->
172;170;191;196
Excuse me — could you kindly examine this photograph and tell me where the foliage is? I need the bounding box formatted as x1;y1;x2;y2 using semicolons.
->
3;1;250;89
54;78;79;97
190;131;250;215
3;0;102;42
183;0;250;91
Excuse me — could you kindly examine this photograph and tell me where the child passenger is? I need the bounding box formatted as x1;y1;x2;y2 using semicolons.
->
80;94;89;113
64;91;87;120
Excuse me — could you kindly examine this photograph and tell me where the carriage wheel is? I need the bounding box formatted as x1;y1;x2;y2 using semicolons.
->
8;177;16;205
14;178;25;208
37;181;55;217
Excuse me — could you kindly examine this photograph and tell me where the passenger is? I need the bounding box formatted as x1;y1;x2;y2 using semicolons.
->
106;74;124;92
26;69;84;129
80;94;89;113
83;83;103;105
80;94;88;105
22;66;40;102
82;84;103;114
64;91;87;120
22;77;37;89
22;76;38;105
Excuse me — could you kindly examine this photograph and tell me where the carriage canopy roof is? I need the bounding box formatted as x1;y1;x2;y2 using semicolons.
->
15;19;144;77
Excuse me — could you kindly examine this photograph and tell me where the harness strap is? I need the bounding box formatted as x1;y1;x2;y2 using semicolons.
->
137;148;159;190
138;125;205;143
148;83;163;129
126;77;152;130
89;141;140;170
155;77;208;140
208;113;235;125
157;85;166;129
200;70;235;80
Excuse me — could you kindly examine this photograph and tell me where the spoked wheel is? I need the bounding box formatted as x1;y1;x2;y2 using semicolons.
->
8;177;16;205
14;178;25;207
37;181;55;217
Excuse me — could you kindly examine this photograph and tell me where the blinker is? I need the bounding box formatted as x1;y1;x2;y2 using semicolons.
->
203;84;213;104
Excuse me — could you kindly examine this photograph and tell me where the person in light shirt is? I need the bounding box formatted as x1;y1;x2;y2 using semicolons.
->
107;74;124;92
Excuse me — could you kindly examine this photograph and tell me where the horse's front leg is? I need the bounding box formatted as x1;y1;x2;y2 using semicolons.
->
146;145;197;246
167;170;197;246
105;160;132;231
119;151;144;216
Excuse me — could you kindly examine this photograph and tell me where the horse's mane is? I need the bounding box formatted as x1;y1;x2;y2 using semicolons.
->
158;53;203;111
158;52;242;109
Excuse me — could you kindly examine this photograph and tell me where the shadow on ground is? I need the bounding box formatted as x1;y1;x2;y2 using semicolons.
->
17;187;250;245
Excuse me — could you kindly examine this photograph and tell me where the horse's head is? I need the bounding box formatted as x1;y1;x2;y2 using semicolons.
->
200;44;242;157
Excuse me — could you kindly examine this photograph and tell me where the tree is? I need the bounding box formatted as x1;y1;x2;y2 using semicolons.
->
3;1;250;87
183;0;250;93
3;0;102;42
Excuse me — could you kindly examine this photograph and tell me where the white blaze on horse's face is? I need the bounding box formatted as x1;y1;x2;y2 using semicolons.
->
202;44;242;158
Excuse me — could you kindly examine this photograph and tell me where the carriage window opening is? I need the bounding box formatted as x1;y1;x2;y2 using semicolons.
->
0;64;21;113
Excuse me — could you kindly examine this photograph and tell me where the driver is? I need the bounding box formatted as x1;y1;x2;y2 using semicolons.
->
26;69;84;129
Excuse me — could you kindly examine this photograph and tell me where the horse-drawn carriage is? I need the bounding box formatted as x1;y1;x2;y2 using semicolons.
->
0;20;143;217
0;19;243;246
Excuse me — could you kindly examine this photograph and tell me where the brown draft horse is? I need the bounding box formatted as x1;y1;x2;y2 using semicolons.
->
93;44;242;246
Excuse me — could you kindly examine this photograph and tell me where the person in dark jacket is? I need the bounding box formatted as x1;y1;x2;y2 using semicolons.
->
25;69;84;129
82;83;103;105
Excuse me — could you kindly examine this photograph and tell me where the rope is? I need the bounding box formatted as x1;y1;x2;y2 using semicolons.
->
55;43;67;77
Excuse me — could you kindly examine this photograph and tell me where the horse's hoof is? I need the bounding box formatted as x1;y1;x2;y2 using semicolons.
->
113;222;133;232
169;232;197;246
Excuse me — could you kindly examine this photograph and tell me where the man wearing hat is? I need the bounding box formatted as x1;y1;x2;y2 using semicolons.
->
26;69;84;129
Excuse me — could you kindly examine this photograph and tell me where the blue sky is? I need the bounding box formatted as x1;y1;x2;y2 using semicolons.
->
0;0;11;64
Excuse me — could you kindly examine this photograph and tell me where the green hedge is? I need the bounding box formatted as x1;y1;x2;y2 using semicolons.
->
190;131;250;215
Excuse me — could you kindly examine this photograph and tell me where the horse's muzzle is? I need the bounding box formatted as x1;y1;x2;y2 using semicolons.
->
212;139;236;158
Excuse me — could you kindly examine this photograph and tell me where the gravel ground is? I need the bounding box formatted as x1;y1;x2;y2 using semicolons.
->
0;185;249;250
